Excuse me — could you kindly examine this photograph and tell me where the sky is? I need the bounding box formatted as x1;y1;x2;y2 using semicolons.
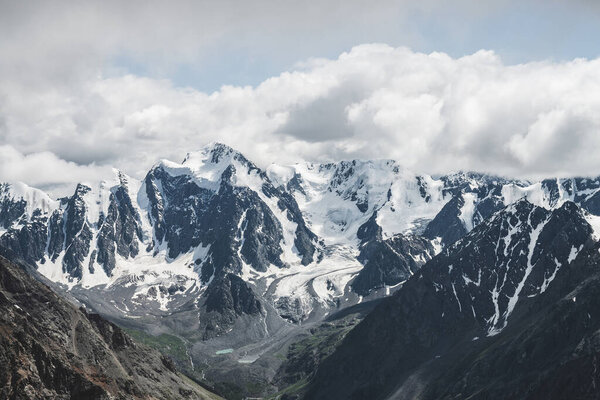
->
2;0;600;195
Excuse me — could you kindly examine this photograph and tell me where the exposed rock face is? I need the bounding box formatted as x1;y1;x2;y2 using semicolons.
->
46;208;65;262
95;176;143;276
352;208;436;296
144;166;215;260
423;194;468;246
61;184;94;279
356;210;383;246
307;200;600;400
0;252;220;400
1;178;146;282
352;233;435;296
0;184;27;229
541;177;600;214
200;273;263;339
143;149;317;279
0;210;48;266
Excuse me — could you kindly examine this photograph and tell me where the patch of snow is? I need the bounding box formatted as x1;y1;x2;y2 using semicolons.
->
459;193;477;231
266;164;295;187
451;282;462;312
540;257;561;294
501;182;550;209
503;212;548;329
462;269;482;286
568;245;583;263
431;237;443;255
585;213;600;241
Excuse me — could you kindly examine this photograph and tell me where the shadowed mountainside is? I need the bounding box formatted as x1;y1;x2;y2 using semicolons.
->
0;252;222;400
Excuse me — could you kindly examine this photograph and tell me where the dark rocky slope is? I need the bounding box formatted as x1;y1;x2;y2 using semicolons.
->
306;200;600;400
353;233;435;296
422;194;468;246
0;254;221;400
352;211;435;296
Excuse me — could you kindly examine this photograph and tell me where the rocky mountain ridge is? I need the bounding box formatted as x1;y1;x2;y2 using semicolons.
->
3;143;600;345
0;251;221;400
306;199;600;399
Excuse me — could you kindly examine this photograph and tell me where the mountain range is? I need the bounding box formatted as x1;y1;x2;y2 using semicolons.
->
3;142;600;398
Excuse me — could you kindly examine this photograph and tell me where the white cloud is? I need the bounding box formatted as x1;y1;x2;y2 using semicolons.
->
3;43;600;193
0;0;433;84
0;145;113;196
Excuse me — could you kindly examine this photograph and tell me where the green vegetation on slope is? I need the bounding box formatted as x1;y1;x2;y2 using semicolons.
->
271;315;362;399
123;328;226;399
123;328;192;371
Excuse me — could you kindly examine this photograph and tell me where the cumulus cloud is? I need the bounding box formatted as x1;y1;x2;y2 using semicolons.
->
0;0;433;86
3;0;600;195
0;145;113;196
5;44;600;188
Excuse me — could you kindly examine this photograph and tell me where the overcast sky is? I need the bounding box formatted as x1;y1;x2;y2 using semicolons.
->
2;0;600;195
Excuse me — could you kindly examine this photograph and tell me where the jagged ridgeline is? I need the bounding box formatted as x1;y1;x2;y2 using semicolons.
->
2;143;600;344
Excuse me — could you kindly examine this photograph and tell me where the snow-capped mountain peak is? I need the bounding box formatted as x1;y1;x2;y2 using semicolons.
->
4;145;600;337
155;142;264;193
183;141;251;166
0;181;58;225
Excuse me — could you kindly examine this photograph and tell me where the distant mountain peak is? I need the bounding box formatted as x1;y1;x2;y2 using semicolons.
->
183;141;252;167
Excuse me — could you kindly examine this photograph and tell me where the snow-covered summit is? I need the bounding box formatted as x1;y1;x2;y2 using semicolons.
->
153;142;264;192
183;141;251;166
267;160;499;245
0;181;58;219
